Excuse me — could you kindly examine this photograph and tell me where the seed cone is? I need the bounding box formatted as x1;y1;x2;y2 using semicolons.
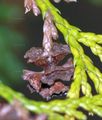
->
23;11;74;100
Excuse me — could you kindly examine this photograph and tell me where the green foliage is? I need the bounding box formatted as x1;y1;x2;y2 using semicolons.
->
0;0;102;120
1;82;102;120
35;0;102;98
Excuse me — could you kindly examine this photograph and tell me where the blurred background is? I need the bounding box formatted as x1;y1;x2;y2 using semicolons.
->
0;0;102;109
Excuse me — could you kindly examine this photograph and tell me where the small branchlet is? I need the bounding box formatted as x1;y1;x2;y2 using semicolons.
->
24;0;40;16
43;11;58;56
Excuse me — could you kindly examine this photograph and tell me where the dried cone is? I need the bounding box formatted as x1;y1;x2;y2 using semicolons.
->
23;43;74;100
23;11;74;100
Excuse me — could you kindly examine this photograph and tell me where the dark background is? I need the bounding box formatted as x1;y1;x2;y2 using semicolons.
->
0;0;102;119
